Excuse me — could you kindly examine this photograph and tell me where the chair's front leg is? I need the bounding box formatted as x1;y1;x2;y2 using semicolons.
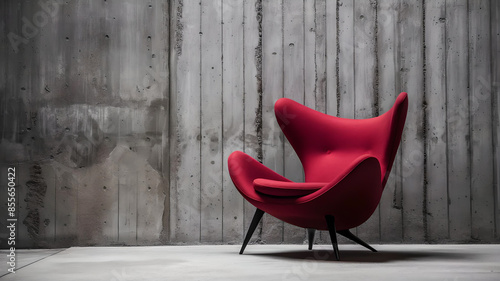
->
240;208;265;254
337;229;377;252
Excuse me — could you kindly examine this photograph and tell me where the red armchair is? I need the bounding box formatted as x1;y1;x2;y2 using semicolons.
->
228;92;408;260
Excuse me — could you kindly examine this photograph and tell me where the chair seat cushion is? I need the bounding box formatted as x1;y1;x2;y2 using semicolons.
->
253;178;326;197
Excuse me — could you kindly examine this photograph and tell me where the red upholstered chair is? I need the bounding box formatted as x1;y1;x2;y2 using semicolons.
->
228;92;408;260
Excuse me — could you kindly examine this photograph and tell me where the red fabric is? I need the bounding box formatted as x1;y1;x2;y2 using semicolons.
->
253;179;326;197
228;92;408;231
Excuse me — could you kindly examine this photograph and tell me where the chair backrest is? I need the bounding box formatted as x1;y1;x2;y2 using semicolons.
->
275;93;408;188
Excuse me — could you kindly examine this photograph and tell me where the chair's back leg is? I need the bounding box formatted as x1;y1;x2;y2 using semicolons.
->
307;228;316;250
325;215;340;260
240;208;265;254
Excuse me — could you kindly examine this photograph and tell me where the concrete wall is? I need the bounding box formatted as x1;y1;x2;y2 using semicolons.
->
0;0;499;248
0;0;170;247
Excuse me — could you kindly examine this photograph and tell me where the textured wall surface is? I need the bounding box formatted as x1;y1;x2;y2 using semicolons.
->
0;0;170;247
169;0;500;245
0;0;499;248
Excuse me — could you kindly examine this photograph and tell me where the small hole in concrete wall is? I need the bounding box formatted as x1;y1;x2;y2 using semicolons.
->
65;127;70;132
103;186;107;190
105;34;109;39
289;43;294;47
65;37;69;41
148;186;151;191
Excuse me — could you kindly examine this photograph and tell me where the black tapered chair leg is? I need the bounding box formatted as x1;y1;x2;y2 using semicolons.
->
307;228;316;250
240;208;265;254
325;215;340;260
337;229;377;252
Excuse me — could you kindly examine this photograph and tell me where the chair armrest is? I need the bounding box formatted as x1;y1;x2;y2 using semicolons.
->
228;151;291;201
298;154;381;203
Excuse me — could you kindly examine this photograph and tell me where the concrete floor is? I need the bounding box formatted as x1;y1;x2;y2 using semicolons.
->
1;244;499;280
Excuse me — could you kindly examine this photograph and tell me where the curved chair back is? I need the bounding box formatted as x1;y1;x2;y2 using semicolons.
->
275;92;408;187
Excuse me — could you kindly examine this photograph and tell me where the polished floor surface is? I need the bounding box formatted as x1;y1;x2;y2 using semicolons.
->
1;244;499;280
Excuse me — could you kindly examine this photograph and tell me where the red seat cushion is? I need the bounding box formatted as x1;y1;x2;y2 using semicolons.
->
253;178;326;197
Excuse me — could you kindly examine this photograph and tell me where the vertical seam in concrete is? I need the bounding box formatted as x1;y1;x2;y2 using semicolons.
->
281;0;285;181
242;0;247;240
444;1;450;240
1;0;6;141
220;0;225;243
467;0;473;240
281;0;285;244
175;0;184;56
325;0;328;113
117;111;121;242
303;0;307;104
313;0;318;110
336;0;340;117
199;0;203;243
255;0;263;164
352;2;356;119
136;173;139;244
164;0;172;244
490;0;498;239
256;0;264;241
164;0;174;244
375;0;381;240
241;0;248;241
397;1;405;241
422;0;429;243
241;2;248;242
